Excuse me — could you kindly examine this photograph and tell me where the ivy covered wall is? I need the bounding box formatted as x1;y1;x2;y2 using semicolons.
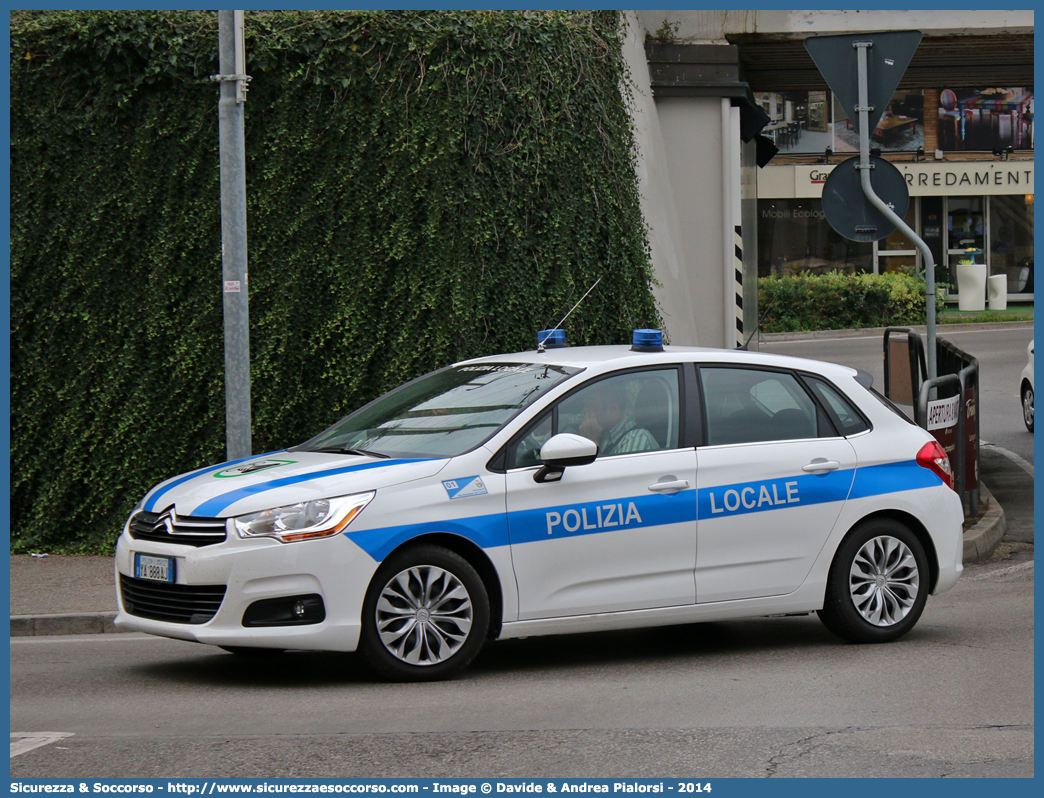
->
11;10;660;553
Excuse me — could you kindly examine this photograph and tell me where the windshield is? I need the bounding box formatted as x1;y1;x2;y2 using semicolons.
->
294;363;581;459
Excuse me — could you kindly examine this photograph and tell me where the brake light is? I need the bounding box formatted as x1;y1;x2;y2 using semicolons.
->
916;440;954;490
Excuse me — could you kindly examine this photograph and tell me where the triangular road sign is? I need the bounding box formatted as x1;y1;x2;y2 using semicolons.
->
805;31;922;136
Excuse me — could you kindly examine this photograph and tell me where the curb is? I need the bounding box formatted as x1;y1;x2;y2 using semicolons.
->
10;486;1007;637
10;612;126;637
963;483;1006;563
759;319;1033;344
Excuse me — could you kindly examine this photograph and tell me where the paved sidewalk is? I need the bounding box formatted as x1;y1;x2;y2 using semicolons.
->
9;485;1006;637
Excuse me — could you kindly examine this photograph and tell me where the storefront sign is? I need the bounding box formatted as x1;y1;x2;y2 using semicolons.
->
898;163;1034;196
763;161;1034;198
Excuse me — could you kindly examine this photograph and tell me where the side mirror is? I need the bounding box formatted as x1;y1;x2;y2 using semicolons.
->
534;433;598;483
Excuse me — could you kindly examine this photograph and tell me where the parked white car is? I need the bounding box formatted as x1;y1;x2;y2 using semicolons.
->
115;329;964;680
1020;340;1034;432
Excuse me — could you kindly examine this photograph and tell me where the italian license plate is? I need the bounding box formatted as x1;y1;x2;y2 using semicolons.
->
135;553;175;583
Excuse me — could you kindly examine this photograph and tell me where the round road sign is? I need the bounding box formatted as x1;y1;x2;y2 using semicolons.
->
822;155;910;242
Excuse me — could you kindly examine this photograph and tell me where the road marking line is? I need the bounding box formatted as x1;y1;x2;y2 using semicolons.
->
967;561;1034;581
981;442;1035;477
10;732;74;758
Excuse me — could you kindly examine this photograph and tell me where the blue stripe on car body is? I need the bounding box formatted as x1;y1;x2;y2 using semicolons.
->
347;514;511;563
848;459;943;498
192;458;434;517
339;459;944;561
144;451;286;512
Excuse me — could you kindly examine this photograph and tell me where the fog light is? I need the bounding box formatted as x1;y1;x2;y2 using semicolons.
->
242;594;325;627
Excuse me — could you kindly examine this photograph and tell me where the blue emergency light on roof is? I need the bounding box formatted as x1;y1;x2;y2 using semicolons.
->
537;329;568;349
631;329;664;352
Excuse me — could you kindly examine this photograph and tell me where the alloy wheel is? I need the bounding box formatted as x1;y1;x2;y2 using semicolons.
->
374;565;474;666
849;535;920;627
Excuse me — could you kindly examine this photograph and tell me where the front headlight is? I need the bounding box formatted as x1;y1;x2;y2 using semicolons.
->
234;491;375;543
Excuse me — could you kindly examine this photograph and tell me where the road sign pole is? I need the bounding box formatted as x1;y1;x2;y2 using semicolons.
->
854;41;937;378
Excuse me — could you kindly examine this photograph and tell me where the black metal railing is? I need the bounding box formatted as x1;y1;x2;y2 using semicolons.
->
884;327;979;517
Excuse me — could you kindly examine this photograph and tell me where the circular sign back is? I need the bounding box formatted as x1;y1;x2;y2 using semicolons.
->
821;155;910;242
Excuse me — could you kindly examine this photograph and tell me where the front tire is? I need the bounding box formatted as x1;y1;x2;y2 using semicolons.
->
360;545;489;681
818;519;929;644
1022;384;1034;432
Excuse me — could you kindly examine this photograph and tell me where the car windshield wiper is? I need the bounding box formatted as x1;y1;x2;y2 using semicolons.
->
311;446;390;459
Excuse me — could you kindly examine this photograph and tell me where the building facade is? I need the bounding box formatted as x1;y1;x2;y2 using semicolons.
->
624;10;1034;348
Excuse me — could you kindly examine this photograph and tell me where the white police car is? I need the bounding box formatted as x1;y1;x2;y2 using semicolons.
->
115;329;963;680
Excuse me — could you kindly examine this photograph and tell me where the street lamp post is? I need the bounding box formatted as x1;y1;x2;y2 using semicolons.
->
214;10;252;459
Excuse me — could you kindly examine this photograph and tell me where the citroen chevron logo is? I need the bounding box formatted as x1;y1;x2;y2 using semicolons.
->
153;510;176;536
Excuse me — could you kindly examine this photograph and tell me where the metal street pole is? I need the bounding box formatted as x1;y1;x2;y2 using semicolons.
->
853;40;937;379
215;10;252;459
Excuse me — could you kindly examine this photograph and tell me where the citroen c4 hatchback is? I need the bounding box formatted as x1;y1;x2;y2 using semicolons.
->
115;329;963;680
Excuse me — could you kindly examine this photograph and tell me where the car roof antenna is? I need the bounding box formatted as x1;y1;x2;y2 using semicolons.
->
537;275;603;353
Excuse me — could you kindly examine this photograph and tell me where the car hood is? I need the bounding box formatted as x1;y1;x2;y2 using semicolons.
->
140;451;449;518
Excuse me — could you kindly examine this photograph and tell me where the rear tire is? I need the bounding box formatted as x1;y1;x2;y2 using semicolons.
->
818;519;929;644
1022;384;1034;432
360;545;489;681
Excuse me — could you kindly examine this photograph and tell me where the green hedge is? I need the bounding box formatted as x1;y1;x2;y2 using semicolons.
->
757;272;944;333
11;10;660;553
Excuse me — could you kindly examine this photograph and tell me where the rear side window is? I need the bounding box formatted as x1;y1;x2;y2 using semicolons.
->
867;385;918;425
700;367;820;445
804;377;871;435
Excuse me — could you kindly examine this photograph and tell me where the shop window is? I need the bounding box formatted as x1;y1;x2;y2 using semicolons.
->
989;194;1034;294
757;199;872;277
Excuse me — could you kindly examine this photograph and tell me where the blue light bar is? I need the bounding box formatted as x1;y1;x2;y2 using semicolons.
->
537;329;567;349
631;329;664;352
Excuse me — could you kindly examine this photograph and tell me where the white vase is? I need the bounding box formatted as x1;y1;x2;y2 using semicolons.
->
987;274;1008;310
956;262;987;311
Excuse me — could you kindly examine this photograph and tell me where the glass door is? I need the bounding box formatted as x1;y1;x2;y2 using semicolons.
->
946;197;986;295
875;199;919;275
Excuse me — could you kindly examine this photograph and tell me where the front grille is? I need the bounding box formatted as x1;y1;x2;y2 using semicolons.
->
120;574;226;625
129;507;227;547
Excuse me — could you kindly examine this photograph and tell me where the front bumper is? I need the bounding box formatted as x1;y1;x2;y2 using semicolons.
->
114;526;379;651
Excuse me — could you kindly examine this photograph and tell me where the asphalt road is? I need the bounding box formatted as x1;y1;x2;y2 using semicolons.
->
10;548;1033;778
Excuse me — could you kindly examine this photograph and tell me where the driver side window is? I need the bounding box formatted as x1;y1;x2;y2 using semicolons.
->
507;369;681;468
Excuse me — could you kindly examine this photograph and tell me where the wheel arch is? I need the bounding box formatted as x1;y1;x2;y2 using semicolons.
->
381;532;505;639
1021;378;1032;395
842;509;939;593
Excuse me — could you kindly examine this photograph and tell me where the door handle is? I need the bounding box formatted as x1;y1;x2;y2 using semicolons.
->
802;459;841;473
648;479;690;493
